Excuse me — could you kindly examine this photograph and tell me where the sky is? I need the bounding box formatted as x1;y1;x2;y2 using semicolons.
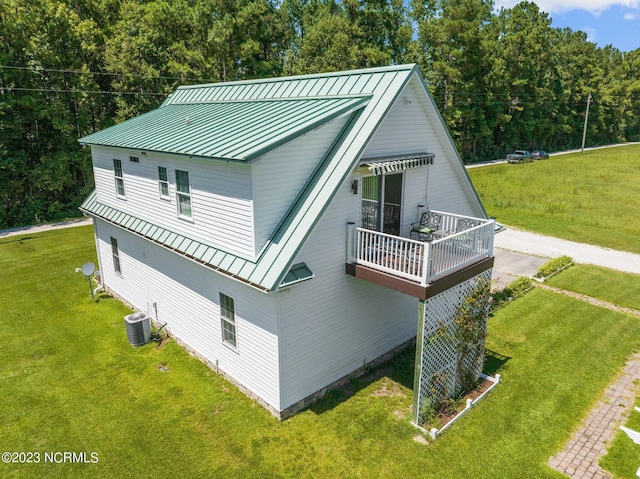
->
494;0;640;52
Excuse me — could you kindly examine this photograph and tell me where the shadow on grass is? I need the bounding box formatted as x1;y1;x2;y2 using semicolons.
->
307;342;416;416
307;344;511;416
483;348;511;376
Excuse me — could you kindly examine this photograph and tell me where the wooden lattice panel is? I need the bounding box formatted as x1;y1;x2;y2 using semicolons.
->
415;269;493;421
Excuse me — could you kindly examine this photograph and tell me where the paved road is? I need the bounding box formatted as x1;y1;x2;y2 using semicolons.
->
0;217;92;238
495;227;640;275
467;141;640;169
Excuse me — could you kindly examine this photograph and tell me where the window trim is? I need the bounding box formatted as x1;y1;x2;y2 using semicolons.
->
175;169;192;219
219;292;237;350
157;166;170;200
110;236;122;276
113;159;126;198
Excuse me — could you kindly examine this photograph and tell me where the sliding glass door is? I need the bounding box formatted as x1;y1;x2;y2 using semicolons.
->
361;173;403;236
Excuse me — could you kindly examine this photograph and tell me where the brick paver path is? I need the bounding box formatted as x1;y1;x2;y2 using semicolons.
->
549;351;640;478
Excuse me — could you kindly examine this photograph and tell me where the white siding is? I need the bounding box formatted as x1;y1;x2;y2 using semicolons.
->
361;76;482;218
92;147;256;257
93;219;280;409
277;179;418;410
276;75;486;410
252;115;351;253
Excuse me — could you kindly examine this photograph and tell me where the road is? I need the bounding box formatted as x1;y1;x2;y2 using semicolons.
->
0;217;92;239
466;141;640;169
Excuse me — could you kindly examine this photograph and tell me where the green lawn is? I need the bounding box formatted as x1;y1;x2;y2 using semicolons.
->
601;399;640;479
548;265;640;479
547;264;640;311
2;226;640;478
468;144;640;254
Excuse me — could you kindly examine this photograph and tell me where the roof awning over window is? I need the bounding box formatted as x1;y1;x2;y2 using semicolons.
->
363;153;434;176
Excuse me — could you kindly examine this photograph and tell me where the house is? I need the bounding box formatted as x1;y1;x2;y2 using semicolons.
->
79;64;495;421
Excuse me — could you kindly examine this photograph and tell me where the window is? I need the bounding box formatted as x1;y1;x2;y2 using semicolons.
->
113;159;125;197
220;293;237;348
111;237;121;275
129;156;139;163
158;166;169;198
175;169;192;218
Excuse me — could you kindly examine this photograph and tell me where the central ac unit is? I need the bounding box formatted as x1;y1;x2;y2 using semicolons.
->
124;312;151;347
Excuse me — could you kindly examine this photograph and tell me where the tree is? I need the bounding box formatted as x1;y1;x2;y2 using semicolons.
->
0;0;100;227
409;0;495;160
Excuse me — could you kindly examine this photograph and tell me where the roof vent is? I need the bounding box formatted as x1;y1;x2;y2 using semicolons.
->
185;116;191;125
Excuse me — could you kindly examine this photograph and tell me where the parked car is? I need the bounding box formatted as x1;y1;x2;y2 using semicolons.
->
531;150;549;160
506;150;533;163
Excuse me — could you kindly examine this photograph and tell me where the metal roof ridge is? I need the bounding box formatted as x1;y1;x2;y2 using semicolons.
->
167;93;372;105
173;64;417;92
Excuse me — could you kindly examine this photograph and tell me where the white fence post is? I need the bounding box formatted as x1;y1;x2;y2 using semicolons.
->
347;222;356;264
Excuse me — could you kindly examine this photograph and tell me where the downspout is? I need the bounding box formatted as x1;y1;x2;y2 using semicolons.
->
92;217;104;298
93;269;104;297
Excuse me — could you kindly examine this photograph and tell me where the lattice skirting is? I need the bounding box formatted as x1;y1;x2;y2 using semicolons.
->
414;269;493;424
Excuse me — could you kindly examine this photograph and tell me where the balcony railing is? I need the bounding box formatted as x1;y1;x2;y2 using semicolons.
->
347;211;494;286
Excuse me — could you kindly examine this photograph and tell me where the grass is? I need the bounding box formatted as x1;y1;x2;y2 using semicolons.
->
468;144;640;254
2;226;640;478
547;264;640;311
600;399;640;479
548;266;640;479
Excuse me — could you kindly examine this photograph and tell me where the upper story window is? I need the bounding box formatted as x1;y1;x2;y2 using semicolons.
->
113;159;125;198
175;169;192;218
158;166;169;199
129;156;139;163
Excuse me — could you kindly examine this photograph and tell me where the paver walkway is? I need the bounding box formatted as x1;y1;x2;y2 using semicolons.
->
536;284;640;478
548;351;640;479
491;229;640;478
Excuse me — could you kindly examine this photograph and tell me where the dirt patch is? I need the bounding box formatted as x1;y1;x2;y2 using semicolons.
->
413;434;429;445
155;337;171;350
370;378;407;398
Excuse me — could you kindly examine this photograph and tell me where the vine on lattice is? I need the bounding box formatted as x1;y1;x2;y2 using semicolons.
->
416;271;492;425
453;277;492;393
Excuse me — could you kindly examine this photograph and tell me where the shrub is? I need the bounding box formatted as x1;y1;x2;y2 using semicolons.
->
492;277;534;310
535;255;573;279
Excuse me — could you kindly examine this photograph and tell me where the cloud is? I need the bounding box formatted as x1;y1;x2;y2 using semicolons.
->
494;0;640;15
581;26;597;42
624;12;639;18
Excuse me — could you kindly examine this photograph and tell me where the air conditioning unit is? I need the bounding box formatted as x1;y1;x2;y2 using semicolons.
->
124;312;151;347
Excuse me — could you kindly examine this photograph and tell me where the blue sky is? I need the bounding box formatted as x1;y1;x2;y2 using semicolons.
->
494;1;640;52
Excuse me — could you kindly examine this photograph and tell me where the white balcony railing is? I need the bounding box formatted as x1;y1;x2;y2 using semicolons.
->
347;211;494;286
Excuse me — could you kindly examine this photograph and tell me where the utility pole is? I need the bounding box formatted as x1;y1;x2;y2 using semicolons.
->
581;93;592;153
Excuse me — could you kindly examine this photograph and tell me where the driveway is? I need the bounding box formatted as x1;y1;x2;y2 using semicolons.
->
491;226;640;290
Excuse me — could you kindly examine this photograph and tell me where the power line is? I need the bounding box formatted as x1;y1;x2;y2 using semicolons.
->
0;65;215;84
2;86;167;96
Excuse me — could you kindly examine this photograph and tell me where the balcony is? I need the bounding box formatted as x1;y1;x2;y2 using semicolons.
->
346;211;495;298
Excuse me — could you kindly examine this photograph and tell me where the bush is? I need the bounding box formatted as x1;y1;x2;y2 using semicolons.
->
535;255;573;279
492;277;534;310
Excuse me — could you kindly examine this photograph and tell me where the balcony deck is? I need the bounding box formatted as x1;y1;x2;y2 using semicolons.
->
346;210;495;298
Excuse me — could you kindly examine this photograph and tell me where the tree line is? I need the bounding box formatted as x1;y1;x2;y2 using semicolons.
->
1;0;639;228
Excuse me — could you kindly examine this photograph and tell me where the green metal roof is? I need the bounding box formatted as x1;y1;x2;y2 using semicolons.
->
80;190;269;289
79;96;370;161
81;64;481;292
